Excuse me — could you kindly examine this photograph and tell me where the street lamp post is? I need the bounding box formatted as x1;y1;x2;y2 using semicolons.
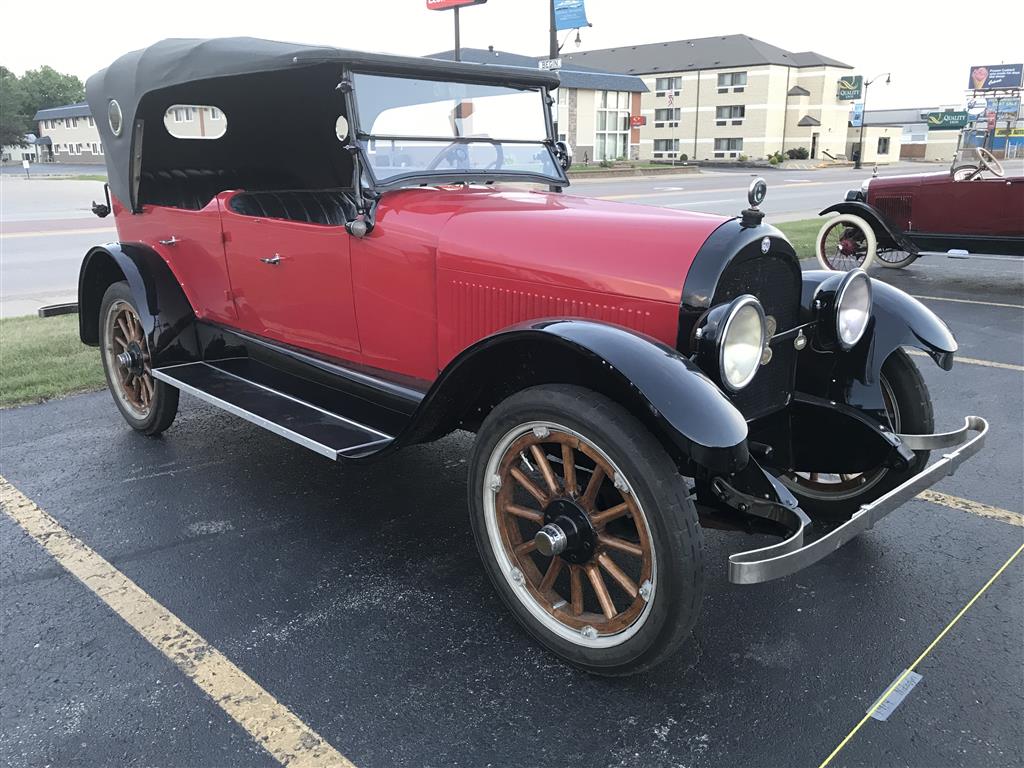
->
855;72;891;170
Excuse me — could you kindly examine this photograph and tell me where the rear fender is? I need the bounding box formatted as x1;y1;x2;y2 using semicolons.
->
405;319;750;475
77;243;199;365
820;201;913;252
798;271;956;411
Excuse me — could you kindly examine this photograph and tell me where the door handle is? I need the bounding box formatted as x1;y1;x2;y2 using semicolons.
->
158;236;181;246
259;254;282;265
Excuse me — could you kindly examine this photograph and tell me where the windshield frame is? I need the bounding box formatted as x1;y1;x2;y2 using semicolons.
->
344;67;568;191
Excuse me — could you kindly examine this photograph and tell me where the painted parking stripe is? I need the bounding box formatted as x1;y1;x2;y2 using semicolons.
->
817;541;1024;768
597;180;825;201
0;227;115;239
905;348;1024;372
912;295;1024;310
918;490;1024;527
0;477;355;768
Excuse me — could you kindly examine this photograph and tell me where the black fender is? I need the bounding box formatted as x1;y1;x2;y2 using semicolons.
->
77;243;199;366
819;201;914;252
797;270;956;411
402;319;750;475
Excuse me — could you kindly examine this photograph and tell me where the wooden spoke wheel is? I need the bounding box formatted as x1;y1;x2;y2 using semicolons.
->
469;385;704;675
490;423;655;641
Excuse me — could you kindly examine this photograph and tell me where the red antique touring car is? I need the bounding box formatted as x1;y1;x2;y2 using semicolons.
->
80;38;986;675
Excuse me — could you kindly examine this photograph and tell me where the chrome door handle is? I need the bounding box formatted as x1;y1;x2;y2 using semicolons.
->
158;236;180;246
259;254;282;265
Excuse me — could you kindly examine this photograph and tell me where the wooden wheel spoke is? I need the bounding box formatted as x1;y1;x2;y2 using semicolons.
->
113;334;129;350
504;504;544;525
116;317;131;341
539;557;563;592
529;444;559;497
581;465;606;509
570;565;584;616
514;539;537;557
510;466;548;505
599;534;643;558
591;501;630;528
561;443;577;497
585;563;616;620
597;552;638;598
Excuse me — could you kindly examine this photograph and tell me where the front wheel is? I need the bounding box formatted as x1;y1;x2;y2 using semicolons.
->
816;213;878;271
468;385;703;676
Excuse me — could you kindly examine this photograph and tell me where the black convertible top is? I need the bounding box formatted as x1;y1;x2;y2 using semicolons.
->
86;37;561;208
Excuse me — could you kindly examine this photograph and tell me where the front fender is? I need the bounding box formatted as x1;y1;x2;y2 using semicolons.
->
820;201;912;252
403;319;750;474
799;271;956;410
78;243;199;366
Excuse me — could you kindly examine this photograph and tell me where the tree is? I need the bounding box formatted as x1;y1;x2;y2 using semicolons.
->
0;66;29;146
18;65;84;118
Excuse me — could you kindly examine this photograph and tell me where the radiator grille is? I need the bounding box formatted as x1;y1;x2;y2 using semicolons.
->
712;253;801;419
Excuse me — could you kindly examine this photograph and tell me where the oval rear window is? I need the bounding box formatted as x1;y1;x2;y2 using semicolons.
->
108;100;123;136
163;105;227;139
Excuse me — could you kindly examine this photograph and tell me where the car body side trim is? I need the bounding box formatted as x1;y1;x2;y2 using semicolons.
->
728;416;988;584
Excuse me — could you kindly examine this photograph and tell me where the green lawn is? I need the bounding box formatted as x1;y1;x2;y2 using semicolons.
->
776;218;821;260
40;174;108;182
0;315;105;408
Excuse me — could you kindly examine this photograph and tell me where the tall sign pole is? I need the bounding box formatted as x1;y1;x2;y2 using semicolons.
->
454;7;461;60
426;0;488;61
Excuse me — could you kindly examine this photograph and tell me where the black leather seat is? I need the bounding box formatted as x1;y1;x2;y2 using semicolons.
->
138;168;302;210
228;189;358;226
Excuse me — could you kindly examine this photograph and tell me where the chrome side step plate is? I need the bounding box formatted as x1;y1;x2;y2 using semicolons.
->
152;361;393;460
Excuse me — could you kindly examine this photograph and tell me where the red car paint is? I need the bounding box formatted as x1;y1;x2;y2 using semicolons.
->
112;186;727;382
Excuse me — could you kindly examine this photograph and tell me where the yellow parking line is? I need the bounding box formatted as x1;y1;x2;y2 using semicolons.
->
817;540;1024;768
912;295;1024;310
1;227;115;239
918;490;1024;527
0;477;355;768
905;348;1024;372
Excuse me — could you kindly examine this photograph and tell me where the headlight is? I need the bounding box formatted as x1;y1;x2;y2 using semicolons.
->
694;294;767;392
835;269;872;349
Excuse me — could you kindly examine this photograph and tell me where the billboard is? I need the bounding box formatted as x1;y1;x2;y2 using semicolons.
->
554;0;589;30
426;0;487;9
968;64;1023;90
986;96;1021;118
837;76;863;100
926;111;969;130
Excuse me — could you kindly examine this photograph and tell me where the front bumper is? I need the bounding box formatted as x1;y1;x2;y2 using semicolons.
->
728;416;988;584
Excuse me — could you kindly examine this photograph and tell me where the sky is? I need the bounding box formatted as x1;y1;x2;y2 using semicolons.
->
4;0;1020;111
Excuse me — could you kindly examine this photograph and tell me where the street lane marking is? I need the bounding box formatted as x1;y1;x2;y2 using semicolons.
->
1;227;115;239
912;295;1024;310
918;490;1024;527
817;541;1024;768
597;180;825;201
0;477;355;768
905;348;1024;372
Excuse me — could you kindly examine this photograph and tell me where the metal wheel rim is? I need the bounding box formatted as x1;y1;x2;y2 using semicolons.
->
821;221;868;271
781;377;901;500
102;300;155;419
877;249;914;266
482;421;657;649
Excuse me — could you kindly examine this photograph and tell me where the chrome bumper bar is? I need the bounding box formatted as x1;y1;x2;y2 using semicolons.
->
728;416;989;585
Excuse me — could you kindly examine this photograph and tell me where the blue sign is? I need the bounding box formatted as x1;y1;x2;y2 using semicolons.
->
554;0;589;30
850;102;864;128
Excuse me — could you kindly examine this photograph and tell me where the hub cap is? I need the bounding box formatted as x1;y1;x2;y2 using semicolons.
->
102;300;155;419
483;422;656;648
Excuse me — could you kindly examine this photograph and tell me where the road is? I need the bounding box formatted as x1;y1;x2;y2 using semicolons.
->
1;253;1022;767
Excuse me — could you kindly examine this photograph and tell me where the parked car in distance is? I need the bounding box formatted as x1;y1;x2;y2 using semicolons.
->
79;38;987;675
816;147;1024;270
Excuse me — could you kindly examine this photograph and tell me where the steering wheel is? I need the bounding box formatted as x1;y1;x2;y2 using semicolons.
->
425;140;504;172
976;147;1005;178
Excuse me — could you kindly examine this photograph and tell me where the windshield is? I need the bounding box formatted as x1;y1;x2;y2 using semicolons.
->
352;72;563;185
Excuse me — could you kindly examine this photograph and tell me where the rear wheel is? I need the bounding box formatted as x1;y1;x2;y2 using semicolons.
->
99;281;179;435
816;213;877;271
877;248;918;269
781;349;933;521
468;385;703;676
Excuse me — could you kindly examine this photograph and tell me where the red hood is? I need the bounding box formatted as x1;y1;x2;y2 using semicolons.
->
380;186;729;305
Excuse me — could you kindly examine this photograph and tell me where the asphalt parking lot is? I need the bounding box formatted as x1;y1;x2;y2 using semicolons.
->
2;254;1023;767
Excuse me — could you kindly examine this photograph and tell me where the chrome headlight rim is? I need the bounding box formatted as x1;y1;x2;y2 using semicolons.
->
719;294;767;392
834;268;872;350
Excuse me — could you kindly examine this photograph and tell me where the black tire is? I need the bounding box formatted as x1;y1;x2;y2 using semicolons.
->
877;249;919;269
468;384;703;676
783;349;933;521
99;281;179;436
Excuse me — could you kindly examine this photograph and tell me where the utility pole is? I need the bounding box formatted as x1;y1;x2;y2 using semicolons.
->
454;7;461;61
549;0;558;140
855;72;890;170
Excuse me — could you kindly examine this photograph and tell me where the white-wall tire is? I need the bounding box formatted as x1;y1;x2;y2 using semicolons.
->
815;214;878;271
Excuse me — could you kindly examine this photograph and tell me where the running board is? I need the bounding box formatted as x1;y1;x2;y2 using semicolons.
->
152;361;395;460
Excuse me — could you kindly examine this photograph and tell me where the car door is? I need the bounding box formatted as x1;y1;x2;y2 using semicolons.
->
219;201;361;359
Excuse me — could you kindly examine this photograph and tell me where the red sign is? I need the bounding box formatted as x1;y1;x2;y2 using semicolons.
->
630;115;647;128
426;0;487;9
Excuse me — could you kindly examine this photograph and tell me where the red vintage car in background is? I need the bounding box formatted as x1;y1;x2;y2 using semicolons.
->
79;38;986;675
815;147;1024;270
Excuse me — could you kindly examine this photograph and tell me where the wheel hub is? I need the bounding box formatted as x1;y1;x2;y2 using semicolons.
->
535;498;597;564
116;341;145;375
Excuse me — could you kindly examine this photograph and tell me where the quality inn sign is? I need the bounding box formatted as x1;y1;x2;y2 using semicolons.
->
837;76;863;100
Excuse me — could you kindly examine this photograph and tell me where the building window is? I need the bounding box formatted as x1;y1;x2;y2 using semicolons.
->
653;138;680;158
595;90;631;161
556;89;567;106
172;107;195;123
654;108;680;127
88;116;95;126
715;105;745;125
877;136;890;155
714;138;743;152
654;76;682;96
717;72;747;87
